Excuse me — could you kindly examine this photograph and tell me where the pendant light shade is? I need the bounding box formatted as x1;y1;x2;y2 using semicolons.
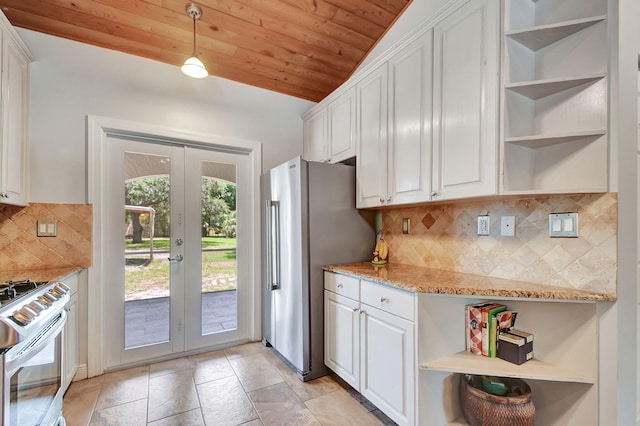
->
182;3;208;79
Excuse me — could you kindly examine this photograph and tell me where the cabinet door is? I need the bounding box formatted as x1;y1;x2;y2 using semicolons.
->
356;64;388;208
328;87;356;163
63;292;78;392
303;109;328;162
432;0;499;201
0;33;29;206
324;290;360;389
387;31;433;205
360;304;414;426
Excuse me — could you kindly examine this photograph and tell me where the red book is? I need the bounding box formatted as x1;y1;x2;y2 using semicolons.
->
467;302;493;355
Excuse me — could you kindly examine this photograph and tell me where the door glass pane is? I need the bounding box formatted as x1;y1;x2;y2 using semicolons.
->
123;152;171;349
200;161;237;335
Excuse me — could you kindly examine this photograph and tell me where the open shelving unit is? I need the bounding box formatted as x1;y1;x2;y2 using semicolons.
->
501;0;608;194
416;294;599;425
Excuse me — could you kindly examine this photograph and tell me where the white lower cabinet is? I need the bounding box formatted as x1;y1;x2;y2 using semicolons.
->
324;272;415;426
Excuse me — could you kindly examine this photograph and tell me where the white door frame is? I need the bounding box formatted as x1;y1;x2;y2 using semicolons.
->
87;115;262;377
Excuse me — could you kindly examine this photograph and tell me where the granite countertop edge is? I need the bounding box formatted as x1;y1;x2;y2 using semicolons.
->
324;263;616;302
0;266;83;283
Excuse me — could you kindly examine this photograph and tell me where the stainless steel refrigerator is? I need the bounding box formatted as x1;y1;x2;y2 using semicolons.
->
262;156;374;381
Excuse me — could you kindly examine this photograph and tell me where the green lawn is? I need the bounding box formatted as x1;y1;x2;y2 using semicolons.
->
126;236;236;250
124;237;237;300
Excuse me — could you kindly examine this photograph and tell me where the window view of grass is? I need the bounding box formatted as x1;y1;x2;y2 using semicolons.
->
125;236;237;301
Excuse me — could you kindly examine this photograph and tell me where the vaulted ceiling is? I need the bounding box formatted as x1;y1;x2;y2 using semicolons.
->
0;0;411;102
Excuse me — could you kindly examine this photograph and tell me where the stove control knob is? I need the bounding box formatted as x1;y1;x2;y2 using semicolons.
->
25;302;44;315
46;290;60;301
12;308;35;325
37;295;53;307
43;292;57;302
56;282;71;293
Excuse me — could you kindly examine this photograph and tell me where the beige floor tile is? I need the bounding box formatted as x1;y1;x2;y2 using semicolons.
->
189;349;236;385
90;398;147;426
95;366;150;410
63;388;101;426
269;359;340;402
249;382;320;426
196;375;258;426
229;353;284;392
148;369;200;422
304;388;384;425
64;375;104;400
240;420;264;426
149;356;196;378
147;408;205;426
224;341;267;359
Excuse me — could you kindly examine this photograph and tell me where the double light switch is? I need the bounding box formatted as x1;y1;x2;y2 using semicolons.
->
548;213;578;237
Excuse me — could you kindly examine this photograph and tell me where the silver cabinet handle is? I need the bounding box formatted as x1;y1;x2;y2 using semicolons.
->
360;309;365;315
379;297;388;303
386;197;391;202
379;197;385;203
168;254;183;262
352;307;359;312
337;283;343;288
431;191;437;198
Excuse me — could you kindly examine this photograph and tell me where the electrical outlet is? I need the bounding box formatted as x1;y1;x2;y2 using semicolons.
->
477;215;490;236
500;216;515;237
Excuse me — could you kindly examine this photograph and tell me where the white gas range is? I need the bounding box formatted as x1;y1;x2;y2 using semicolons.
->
0;278;70;426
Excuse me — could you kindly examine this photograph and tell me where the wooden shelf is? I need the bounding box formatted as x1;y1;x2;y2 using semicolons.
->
420;351;595;384
506;16;606;51
505;74;605;100
504;130;606;148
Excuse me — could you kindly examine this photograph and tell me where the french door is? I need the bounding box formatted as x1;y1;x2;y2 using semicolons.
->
104;137;250;368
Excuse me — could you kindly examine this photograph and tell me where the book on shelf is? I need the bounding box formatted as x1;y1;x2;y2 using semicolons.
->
466;302;493;355
481;304;507;357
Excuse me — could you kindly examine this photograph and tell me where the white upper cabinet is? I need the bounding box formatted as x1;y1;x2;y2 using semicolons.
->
387;32;433;206
328;87;356;163
431;0;499;201
356;64;388;208
0;13;31;206
302;108;328;163
501;0;608;194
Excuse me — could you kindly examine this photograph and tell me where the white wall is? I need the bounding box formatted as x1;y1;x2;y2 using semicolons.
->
19;29;314;204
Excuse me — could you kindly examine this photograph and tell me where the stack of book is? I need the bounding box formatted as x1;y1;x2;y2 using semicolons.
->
465;301;519;358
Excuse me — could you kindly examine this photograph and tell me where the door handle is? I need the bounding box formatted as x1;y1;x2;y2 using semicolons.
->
168;254;183;262
267;200;281;290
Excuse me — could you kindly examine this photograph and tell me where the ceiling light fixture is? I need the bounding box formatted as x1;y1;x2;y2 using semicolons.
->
181;3;208;79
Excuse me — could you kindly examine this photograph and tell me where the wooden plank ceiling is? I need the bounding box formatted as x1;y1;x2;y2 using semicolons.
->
0;0;411;102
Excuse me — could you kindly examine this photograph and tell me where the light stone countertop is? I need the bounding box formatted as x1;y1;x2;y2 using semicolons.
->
324;262;616;302
0;266;82;284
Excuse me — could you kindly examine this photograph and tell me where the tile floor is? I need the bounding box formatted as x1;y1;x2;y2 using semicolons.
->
63;342;396;426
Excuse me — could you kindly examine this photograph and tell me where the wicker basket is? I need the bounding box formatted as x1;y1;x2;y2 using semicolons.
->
460;375;535;426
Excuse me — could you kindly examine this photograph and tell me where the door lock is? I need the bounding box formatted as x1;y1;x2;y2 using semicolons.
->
168;254;184;262
175;238;183;246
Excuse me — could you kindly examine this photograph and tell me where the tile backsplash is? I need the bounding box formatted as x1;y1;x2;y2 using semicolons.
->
0;203;92;271
382;193;617;296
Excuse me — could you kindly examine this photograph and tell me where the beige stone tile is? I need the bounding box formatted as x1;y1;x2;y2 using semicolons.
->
148;370;199;422
197;375;258;426
64;376;104;400
90;398;147;426
304;388;383;425
240;420;264;426
63;387;101;426
147;408;205;426
189;350;236;385
229;353;284;392
95;366;149;410
270;359;340;402
249;382;320;426
224;342;267;359
149;357;196;378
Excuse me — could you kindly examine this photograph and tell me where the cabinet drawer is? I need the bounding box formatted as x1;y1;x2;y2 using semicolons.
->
361;279;414;321
324;272;359;300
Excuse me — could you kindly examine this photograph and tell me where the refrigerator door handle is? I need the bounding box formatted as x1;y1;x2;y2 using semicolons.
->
267;200;281;290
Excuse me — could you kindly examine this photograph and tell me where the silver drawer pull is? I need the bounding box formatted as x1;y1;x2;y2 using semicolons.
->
352;307;359;312
337;283;343;288
379;297;388;303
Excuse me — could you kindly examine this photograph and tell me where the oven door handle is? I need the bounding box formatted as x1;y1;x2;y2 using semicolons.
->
5;310;67;376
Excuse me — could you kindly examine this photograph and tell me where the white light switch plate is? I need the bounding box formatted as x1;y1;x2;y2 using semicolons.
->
548;213;579;237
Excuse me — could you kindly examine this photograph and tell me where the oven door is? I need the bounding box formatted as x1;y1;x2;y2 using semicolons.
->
3;311;66;426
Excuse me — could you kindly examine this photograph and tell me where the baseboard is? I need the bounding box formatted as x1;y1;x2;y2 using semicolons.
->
73;364;88;381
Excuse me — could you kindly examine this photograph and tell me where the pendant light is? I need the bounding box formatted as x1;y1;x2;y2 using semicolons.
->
181;3;208;79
